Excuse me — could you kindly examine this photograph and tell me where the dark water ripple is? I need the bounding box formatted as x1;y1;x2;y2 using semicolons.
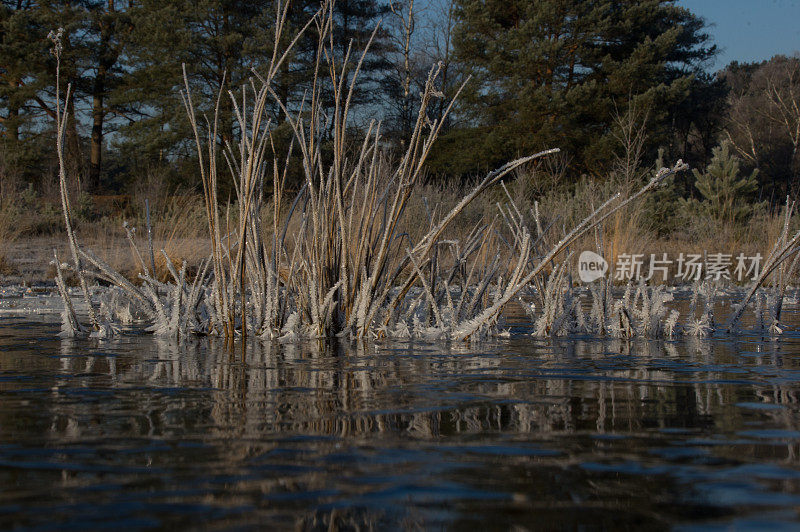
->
2;314;800;529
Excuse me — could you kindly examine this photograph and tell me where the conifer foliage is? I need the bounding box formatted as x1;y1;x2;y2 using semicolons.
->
430;0;717;178
683;141;763;225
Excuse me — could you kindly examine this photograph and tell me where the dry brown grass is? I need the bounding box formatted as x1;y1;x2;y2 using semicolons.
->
78;194;210;282
0;195;21;275
478;161;800;286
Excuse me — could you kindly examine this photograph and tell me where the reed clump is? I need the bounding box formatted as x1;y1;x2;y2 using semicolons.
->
528;196;800;340
48;2;731;343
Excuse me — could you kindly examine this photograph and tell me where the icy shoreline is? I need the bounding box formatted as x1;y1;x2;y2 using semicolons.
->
0;285;91;318
3;283;796;323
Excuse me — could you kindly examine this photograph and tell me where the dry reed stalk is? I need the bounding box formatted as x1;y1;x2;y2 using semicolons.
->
52;249;81;336
50;1;701;343
727;198;800;332
453;162;689;340
49;28;99;333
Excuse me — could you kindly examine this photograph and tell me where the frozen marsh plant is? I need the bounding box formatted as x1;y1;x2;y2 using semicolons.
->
49;1;702;342
528;195;800;340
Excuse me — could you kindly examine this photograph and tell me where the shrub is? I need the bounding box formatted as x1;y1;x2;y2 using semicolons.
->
681;141;765;226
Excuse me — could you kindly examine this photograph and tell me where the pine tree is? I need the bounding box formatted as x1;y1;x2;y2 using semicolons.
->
116;0;278;164
81;1;133;191
6;0;88;189
1;1;136;191
428;0;718;179
0;1;44;147
115;0;392;180
644;147;680;235
683;141;763;225
0;1;50;183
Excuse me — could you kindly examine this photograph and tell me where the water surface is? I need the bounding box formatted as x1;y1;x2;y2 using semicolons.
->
2;314;800;529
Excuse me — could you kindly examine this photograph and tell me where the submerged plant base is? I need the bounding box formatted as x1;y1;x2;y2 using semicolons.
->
42;280;798;343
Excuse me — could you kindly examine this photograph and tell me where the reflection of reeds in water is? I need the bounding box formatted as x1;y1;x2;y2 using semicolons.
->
7;329;799;529
39;336;800;448
17;334;800;529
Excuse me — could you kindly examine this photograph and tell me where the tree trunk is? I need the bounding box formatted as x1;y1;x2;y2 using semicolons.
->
7;77;20;142
88;0;121;192
89;66;106;191
65;94;85;194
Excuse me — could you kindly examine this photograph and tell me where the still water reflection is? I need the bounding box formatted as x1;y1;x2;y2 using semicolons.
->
2;317;800;529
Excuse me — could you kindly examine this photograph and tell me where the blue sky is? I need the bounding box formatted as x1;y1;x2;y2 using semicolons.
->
677;0;800;70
